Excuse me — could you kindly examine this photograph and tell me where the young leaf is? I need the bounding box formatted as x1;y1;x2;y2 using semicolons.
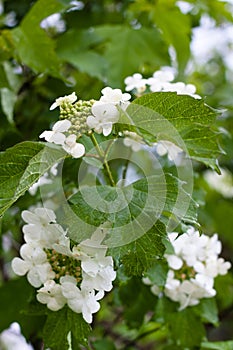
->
0;141;66;217
128;92;222;172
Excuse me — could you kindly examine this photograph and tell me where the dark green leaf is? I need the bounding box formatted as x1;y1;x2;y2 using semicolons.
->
43;308;69;350
119;277;157;328
168;308;205;347
193;298;219;326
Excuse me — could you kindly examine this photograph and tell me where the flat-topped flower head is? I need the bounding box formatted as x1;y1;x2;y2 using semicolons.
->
50;92;77;110
39;120;71;145
143;226;231;310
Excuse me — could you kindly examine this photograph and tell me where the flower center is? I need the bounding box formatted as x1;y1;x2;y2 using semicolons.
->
45;249;82;283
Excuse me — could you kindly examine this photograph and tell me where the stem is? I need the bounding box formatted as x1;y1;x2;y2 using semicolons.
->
90;133;115;187
122;149;132;181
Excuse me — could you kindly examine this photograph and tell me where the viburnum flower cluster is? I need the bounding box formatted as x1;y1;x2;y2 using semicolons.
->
11;208;116;323
124;67;201;98
143;226;231;310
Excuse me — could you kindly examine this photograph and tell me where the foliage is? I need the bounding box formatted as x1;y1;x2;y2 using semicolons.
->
0;0;233;349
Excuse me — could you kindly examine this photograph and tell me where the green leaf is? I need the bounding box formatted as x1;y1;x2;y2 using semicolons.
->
201;341;233;350
0;278;46;338
43;307;91;350
68;309;91;348
144;259;168;286
117;223;166;276
0;141;66;217
10;0;68;79
129;92;222;171
0;88;17;124
119;277;157;328
43;308;69;350
92;339;116;350
152;1;191;71
93;25;170;87
193;298;219;326
168;308;205;347
56;29;108;80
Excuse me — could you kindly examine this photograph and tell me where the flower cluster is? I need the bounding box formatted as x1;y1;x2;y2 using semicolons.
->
124;67;200;98
11;208;116;323
87;87;131;136
143;226;231;310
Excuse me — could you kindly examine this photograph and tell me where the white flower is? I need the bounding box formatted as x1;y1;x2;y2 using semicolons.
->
204;168;233;198
62;134;85;158
37;280;66;311
40;13;66;34
87;102;119;136
123;131;144;152
147;69;175;92
49;92;77;110
21;208;68;249
144;227;231;310
39;120;71;145
155;140;183;162
0;322;34;350
75;228;108;259
163;82;201;99
99;87;131;107
124;73;147;93
11;243;55;287
81;255;116;292
60;275;104;323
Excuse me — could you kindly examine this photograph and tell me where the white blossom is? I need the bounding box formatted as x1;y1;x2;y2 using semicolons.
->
204;167;233;198
155;140;183;162
49;92;77;110
40;13;66;34
81;255;116;292
0;322;34;350
143;227;231;310
87;87;131;136
147;69;175;92
124;73;147;93
123;131;144;152
87;102;119;136
36;280;66;311
60;275;104;323
39;119;71;145
99;87;131;107
12;243;55;287
62;134;85;158
163;82;201;99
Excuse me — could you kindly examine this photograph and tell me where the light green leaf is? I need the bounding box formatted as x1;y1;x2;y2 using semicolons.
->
0;141;66;217
152;1;191;71
0;88;17;124
56;29;108;80
10;0;68;79
129;92;222;172
93;25;170;87
201;341;233;350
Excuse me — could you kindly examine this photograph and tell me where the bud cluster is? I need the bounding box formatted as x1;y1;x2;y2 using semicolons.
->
59;99;95;138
